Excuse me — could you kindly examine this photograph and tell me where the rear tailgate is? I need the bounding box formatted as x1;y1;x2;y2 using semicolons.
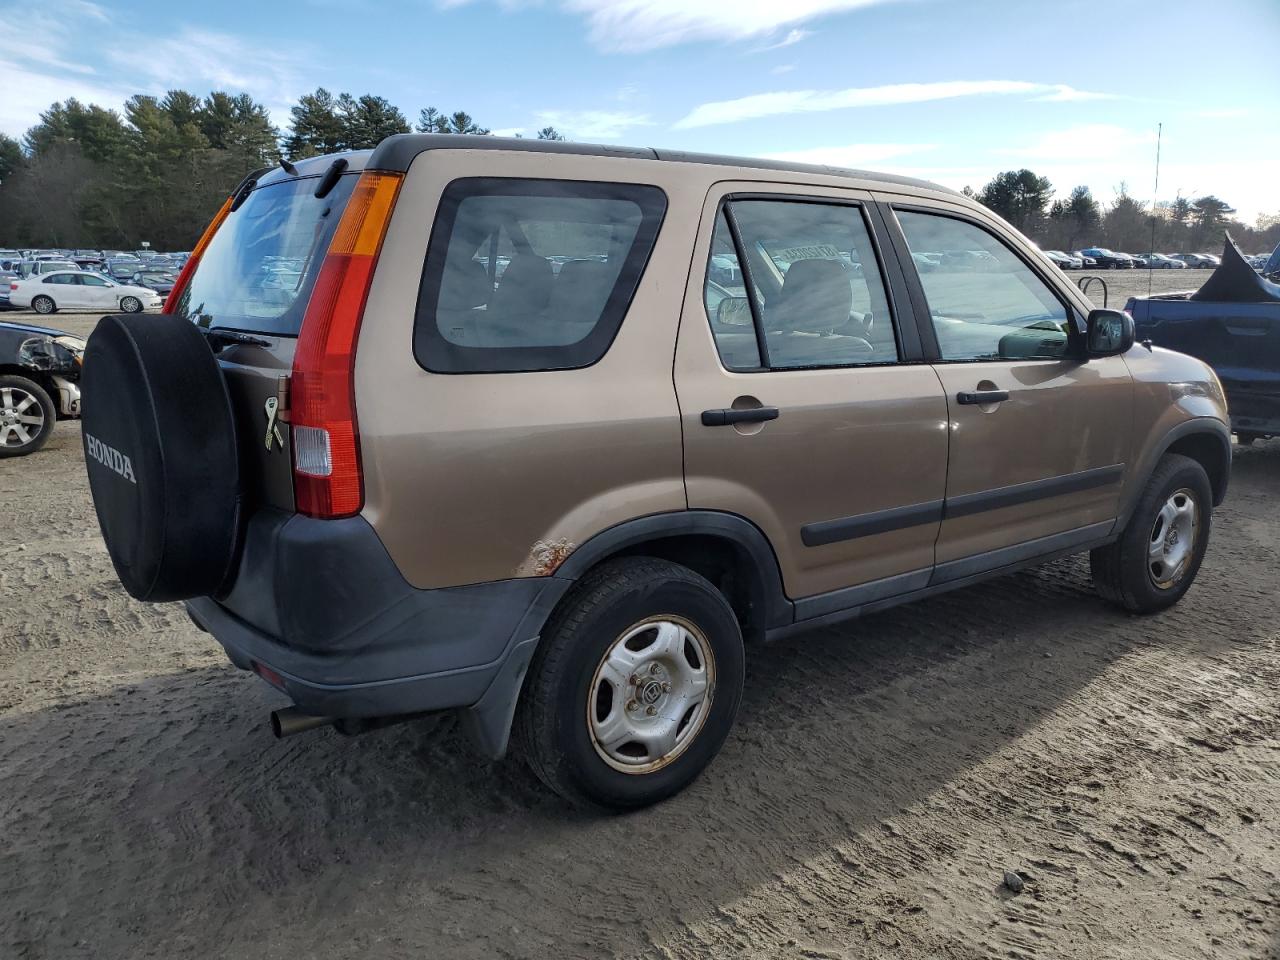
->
166;157;366;511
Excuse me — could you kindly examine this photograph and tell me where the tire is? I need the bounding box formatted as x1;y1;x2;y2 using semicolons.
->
80;313;242;602
120;296;142;314
0;375;56;458
1091;454;1212;614
517;557;745;810
32;295;56;315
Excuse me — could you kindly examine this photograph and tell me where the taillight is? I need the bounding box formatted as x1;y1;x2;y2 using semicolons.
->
162;194;233;314
291;171;403;519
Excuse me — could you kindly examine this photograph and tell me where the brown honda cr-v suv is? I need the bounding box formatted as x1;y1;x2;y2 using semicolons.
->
81;135;1231;809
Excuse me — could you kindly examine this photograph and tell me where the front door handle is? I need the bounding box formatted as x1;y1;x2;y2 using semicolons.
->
956;389;1010;405
701;406;780;426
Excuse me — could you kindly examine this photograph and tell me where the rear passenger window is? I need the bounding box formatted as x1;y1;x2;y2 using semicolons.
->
415;178;667;374
704;200;898;370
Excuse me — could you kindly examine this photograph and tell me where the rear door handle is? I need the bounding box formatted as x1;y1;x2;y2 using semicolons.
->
956;389;1010;405
701;406;780;426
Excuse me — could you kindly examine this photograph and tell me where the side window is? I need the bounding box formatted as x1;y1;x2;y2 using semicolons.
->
81;274;108;286
896;210;1071;361
415;178;667;374
704;211;761;370
703;199;898;371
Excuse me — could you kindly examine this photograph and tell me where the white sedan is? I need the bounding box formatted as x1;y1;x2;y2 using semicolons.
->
8;271;163;315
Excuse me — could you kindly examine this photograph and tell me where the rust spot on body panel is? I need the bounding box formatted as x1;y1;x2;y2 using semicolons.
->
528;538;575;577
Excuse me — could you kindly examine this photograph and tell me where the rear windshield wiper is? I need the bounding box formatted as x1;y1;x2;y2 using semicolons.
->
200;327;273;351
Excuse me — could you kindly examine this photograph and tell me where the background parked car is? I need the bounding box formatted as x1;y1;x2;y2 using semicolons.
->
104;258;143;281
0;269;18;309
19;260;81;278
1041;249;1082;269
1072;250;1098;268
9;271;163;314
1080;247;1135;269
0;319;83;457
1138;253;1187;269
1172;253;1214;268
130;269;177;299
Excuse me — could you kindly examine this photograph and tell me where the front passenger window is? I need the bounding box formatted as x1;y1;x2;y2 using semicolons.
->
896;211;1071;361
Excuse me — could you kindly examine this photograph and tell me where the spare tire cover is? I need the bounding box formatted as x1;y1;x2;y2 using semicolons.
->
81;314;242;602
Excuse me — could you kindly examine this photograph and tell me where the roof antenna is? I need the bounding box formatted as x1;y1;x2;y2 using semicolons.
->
1147;122;1162;297
279;156;299;176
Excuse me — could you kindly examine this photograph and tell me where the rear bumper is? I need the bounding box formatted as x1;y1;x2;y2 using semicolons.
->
186;510;571;739
1223;384;1280;436
187;595;546;719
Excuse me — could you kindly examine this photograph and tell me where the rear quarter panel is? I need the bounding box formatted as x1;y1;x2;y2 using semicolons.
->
354;150;709;589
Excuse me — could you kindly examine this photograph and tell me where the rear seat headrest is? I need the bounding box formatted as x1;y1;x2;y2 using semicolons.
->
439;258;491;310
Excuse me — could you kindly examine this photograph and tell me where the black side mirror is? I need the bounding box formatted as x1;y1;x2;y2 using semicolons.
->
1084;308;1134;357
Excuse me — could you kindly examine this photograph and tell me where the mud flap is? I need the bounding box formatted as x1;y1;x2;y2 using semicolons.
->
458;636;540;759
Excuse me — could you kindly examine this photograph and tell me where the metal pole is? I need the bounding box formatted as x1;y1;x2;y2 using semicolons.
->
1148;122;1162;297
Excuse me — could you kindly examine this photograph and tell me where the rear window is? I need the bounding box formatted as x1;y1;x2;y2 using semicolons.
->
170;174;356;336
414;178;667;373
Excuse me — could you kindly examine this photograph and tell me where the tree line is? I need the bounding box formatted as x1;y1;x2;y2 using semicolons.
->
965;169;1278;256
0;86;1274;255
0;87;562;250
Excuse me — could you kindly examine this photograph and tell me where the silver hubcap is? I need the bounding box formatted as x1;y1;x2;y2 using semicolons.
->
0;387;45;447
34;298;52;313
588;616;715;774
1149;488;1199;589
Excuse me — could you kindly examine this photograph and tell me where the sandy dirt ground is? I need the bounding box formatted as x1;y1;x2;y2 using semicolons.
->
2;276;1277;960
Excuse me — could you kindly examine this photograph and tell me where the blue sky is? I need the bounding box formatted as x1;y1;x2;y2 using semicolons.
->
2;0;1277;219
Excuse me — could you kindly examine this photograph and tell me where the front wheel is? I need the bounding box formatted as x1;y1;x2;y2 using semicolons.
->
31;295;56;315
120;296;143;313
517;557;745;809
0;375;56;457
1091;454;1212;613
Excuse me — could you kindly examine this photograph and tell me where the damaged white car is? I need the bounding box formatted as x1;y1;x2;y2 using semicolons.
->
0;320;83;457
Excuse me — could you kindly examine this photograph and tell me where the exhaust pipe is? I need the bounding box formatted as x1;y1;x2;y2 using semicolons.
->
270;707;334;739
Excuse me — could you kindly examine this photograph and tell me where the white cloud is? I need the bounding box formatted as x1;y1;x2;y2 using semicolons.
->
674;80;1115;129
1033;84;1117;102
535;109;654;140
1007;124;1159;162
443;0;896;51
0;0;314;137
771;64;797;75
759;28;811;51
761;142;938;167
0;55;130;136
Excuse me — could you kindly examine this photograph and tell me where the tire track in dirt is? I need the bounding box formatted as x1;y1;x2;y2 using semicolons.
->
2;408;1278;959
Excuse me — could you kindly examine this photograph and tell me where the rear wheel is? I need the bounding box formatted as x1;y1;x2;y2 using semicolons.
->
119;296;142;313
1091;454;1212;613
32;295;55;314
517;557;745;809
0;375;56;458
